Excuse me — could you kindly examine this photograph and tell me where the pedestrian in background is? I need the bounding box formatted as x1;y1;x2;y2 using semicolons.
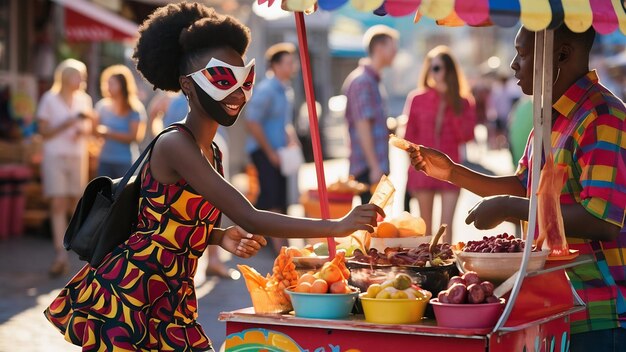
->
245;42;300;253
36;58;93;277
402;45;476;243
94;64;146;178
44;4;383;350
342;25;398;204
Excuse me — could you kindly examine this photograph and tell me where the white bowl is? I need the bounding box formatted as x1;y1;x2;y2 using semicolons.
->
455;250;549;283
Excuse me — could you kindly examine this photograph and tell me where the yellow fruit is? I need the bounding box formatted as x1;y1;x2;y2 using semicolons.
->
391;291;408;299
381;279;394;289
375;222;399;238
376;290;392;299
366;284;383;297
393;273;413;290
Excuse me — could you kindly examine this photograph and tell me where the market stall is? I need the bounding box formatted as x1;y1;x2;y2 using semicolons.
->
219;1;626;351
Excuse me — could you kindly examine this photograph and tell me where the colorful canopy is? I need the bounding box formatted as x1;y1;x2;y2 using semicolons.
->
259;0;626;35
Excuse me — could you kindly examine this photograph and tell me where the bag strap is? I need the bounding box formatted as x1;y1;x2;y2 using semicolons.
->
113;123;186;199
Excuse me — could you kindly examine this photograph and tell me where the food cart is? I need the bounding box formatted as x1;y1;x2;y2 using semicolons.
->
219;1;625;350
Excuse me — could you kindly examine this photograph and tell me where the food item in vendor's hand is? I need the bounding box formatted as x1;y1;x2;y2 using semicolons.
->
462;233;531;253
389;133;416;151
537;154;569;257
446;283;468;304
462;271;481;286
467;283;486;304
374;222;399;238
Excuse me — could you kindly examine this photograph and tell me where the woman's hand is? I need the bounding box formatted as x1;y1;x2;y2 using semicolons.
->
333;204;385;237
465;196;512;230
220;226;268;258
408;145;455;182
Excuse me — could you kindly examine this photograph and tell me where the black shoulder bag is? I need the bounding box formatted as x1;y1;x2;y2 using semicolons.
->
64;123;185;267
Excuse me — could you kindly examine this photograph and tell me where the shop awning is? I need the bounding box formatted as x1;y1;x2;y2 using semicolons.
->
52;0;138;42
271;0;626;35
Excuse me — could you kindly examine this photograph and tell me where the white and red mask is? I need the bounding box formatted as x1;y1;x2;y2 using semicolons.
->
187;58;255;101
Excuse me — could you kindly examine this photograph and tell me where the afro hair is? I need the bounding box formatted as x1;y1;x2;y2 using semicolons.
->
133;2;251;92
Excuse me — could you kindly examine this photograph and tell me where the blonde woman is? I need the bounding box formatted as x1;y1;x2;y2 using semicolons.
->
94;65;146;178
402;46;476;243
36;58;93;277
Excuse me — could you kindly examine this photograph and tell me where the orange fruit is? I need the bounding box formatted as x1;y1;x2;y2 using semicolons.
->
329;280;350;294
297;273;316;285
375;222;398;238
310;279;329;294
319;262;342;284
294;282;312;293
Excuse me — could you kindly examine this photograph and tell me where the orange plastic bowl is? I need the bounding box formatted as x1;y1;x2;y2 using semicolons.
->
430;298;506;329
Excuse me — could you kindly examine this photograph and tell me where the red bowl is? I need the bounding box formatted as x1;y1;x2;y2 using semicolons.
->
430;298;505;329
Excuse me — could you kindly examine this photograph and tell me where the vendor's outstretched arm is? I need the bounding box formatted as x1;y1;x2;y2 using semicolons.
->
408;145;527;197
466;196;621;242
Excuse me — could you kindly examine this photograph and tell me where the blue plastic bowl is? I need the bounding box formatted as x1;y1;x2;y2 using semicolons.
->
285;288;359;319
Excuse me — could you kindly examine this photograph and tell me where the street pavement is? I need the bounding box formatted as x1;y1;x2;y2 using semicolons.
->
0;133;516;352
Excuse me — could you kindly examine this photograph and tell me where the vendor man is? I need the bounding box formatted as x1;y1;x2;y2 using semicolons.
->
408;25;625;351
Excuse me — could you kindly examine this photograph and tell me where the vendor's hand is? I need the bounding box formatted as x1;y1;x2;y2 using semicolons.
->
333;204;385;236
220;226;268;258
465;196;511;230
408;145;454;182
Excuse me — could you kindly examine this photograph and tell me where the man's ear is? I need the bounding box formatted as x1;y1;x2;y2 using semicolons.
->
557;44;573;63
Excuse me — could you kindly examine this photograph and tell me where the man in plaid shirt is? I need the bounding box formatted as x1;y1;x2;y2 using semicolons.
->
342;25;398;204
408;25;625;351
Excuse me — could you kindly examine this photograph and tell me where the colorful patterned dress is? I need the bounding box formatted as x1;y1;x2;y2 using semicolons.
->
44;133;223;351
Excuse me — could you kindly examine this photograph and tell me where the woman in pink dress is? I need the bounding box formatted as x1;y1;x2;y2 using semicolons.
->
402;46;476;243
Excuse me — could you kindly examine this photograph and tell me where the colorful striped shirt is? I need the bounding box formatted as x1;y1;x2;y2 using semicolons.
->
343;63;390;177
516;70;626;334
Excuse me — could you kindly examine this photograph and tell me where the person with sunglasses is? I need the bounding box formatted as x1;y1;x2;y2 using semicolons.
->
401;45;476;244
342;25;399;205
43;3;383;351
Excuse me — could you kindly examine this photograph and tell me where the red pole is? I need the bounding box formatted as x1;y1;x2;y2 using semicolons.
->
294;11;336;259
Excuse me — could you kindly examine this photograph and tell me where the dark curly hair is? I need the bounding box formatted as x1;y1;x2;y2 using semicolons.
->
133;2;251;92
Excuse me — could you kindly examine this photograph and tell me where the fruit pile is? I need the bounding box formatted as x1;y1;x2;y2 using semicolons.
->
352;243;454;267
437;271;500;304
362;273;430;300
372;212;426;238
462;234;533;253
238;247;300;313
293;252;353;294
